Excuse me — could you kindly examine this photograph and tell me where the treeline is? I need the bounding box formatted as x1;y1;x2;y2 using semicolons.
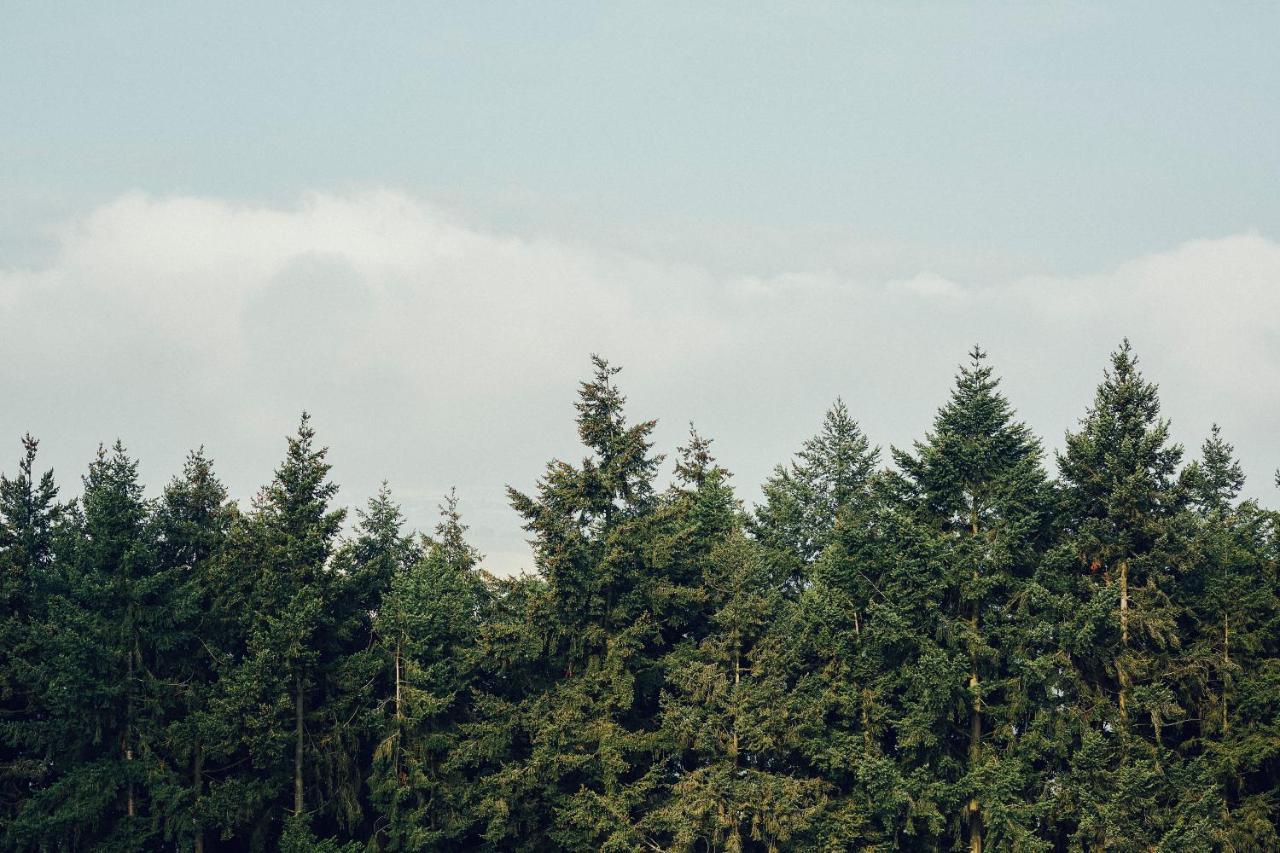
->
2;343;1279;852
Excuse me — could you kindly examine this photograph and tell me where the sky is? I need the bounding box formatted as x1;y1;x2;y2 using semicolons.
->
2;3;1279;572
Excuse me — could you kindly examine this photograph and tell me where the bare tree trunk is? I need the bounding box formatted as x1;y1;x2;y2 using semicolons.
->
968;504;982;853
1119;560;1129;646
193;742;204;853
126;631;136;818
294;673;304;815
395;640;404;776
968;664;982;853
1222;614;1230;734
731;640;741;764
1118;560;1129;718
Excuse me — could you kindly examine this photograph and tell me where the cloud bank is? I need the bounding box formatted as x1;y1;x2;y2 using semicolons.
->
3;191;1278;572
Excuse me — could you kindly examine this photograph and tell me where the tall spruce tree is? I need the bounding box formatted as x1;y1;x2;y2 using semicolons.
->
367;490;483;850
0;436;66;840
499;355;711;850
752;399;879;578
10;442;158;851
1053;341;1191;849
217;414;348;849
149;449;237;853
750;403;896;846
1176;427;1280;847
885;346;1050;851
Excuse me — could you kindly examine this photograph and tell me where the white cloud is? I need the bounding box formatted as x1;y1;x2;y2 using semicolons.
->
3;191;1279;573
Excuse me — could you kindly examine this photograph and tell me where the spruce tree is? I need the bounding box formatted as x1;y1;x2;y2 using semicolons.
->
1053;341;1190;849
885;346;1050;851
0;436;66;840
148;449;237;853
368;490;483;850
216;414;347;849
751;399;879;578
1176;427;1280;847
10;442;158;851
498;355;686;849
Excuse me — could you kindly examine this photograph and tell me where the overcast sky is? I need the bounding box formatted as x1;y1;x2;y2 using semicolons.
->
3;4;1280;572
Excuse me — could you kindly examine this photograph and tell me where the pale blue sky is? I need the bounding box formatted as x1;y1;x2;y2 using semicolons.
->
5;3;1278;269
3;4;1280;571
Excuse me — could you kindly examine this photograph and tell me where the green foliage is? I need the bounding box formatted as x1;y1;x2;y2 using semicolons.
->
3;347;1279;851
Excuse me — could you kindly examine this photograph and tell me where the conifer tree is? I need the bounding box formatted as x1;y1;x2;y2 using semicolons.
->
1053;341;1191;848
312;484;420;844
752;399;879;577
11;442;158;851
649;531;823;852
0;436;65;839
885;346;1050;851
148;449;237;853
499;355;687;849
216;414;347;849
1176;427;1280;848
752;404;896;846
368;490;483;850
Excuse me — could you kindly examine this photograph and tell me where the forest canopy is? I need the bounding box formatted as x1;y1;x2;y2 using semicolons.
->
2;342;1278;851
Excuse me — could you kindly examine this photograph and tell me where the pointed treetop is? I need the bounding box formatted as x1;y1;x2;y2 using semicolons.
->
570;354;662;510
906;346;1039;466
576;354;628;456
432;487;481;572
0;433;63;573
355;481;407;544
1184;424;1245;514
1058;340;1183;524
675;423;726;487
752;397;879;565
795;397;879;505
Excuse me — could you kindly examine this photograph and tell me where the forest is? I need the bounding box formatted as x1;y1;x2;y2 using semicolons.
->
1;341;1278;852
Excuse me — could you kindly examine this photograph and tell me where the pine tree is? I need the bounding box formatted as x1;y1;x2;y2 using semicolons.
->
215;414;348;849
1053;341;1190;849
0;436;66;839
752;399;879;578
10;442;159;851
497;355;690;849
314;484;420;844
885;346;1050;851
368;490;483;850
1176;427;1280;848
148;449;237;853
648;531;823;852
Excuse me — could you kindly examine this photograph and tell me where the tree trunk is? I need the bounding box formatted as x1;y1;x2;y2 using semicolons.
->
731;640;741;764
395;640;404;776
294;672;305;815
1118;560;1129;718
126;629;136;818
395;641;403;722
968;505;982;853
1119;560;1129;646
968;667;982;853
1222;614;1230;734
193;742;204;853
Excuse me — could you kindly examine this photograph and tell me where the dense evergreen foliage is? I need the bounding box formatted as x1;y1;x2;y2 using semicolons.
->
3;344;1278;851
